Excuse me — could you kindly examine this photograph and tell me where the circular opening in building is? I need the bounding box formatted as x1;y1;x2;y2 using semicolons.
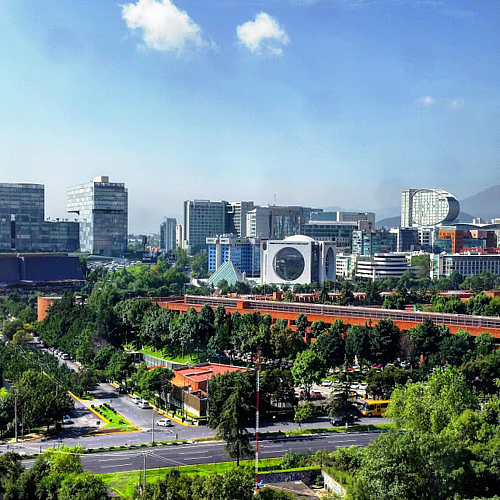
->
273;247;305;281
325;247;335;280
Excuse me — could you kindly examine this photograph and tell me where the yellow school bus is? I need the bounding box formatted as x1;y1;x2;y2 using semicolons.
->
361;400;390;417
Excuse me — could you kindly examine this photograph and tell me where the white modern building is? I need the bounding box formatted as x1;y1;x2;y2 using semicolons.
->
356;253;411;281
401;188;460;229
261;235;336;285
431;252;500;279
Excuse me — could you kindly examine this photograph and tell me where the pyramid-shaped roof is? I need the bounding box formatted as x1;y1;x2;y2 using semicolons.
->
206;261;245;287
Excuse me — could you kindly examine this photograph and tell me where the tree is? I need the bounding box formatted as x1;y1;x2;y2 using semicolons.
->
407;319;449;363
270;323;306;360
386;367;478;434
439;330;474;366
345;324;371;365
291;350;326;398
338;280;355;306
368;319;400;365
294;401;317;427
365;366;413;399
106;350;133;385
354;430;471;500
311;321;345;368
295;313;308;339
475;332;495;356
0;452;23;495
58;472;107;500
382;293;406;310
216;373;254;466
310;320;328;339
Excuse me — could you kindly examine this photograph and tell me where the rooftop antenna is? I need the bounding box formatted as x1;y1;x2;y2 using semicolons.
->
273;194;277;206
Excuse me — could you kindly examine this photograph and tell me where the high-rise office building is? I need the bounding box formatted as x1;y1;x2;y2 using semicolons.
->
401;188;460;228
183;200;227;254
67;176;128;256
159;217;177;252
225;201;254;238
0;183;79;252
352;229;397;256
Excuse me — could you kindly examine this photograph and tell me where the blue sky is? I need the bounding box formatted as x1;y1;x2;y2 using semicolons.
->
0;0;498;232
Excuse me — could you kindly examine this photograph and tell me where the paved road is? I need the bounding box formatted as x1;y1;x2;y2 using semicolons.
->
20;432;378;474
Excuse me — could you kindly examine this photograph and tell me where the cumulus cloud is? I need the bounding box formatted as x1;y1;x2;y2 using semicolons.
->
237;13;289;56
449;98;465;110
417;96;435;107
122;0;209;55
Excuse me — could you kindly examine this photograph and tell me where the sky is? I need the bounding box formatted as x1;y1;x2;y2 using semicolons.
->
0;0;498;233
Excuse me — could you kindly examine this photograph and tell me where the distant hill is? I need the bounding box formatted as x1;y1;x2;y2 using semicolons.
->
460;185;500;221
376;211;475;229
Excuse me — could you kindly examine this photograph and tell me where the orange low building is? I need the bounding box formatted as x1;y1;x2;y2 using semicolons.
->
153;295;500;341
37;296;62;321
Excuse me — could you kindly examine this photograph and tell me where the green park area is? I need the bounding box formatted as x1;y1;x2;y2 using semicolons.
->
133;345;208;365
101;458;318;498
91;404;138;432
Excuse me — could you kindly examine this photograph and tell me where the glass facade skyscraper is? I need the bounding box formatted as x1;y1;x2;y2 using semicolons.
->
0;183;79;252
67;176;128;256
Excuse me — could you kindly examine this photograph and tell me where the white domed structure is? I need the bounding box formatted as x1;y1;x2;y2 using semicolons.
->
261;236;336;285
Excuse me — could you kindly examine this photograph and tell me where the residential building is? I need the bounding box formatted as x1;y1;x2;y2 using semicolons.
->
356;253;411;281
352;229;397;255
159;217;177;252
67;176;128;256
261;235;336;285
206;235;260;277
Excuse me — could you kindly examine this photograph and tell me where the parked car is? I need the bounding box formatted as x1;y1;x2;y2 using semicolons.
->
138;400;150;409
331;414;356;426
61;353;70;360
116;386;127;394
62;415;73;424
321;379;333;387
156;418;173;427
310;390;324;400
132;396;142;404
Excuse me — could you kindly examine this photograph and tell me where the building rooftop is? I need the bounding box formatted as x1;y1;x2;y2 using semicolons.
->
174;363;249;383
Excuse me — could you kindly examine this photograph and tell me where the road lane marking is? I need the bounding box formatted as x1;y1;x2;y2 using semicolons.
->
261;450;286;455
100;463;133;468
327;439;357;444
183;456;213;461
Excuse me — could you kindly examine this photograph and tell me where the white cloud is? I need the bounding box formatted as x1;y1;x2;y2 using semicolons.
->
122;0;209;56
237;13;289;56
417;96;435;107
449;98;465;110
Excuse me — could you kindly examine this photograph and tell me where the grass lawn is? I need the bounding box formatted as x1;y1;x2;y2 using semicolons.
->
282;422;395;436
137;345;207;365
100;458;318;498
92;405;137;431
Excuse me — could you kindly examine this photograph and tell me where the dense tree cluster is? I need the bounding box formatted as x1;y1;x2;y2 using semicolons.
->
0;447;106;500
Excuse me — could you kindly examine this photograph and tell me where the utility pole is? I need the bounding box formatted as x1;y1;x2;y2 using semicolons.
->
152;410;155;444
14;389;18;443
255;347;261;493
137;452;152;492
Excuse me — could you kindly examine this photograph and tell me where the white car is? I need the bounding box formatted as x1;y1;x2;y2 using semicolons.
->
138;400;150;409
132;396;142;404
156;418;173;427
62;415;73;424
322;379;333;387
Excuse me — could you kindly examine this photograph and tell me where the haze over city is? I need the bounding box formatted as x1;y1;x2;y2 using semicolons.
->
0;0;498;232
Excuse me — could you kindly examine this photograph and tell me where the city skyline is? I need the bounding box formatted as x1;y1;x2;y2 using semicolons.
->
0;0;498;232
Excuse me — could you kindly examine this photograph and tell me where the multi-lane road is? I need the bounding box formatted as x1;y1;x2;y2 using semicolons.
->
22;432;379;474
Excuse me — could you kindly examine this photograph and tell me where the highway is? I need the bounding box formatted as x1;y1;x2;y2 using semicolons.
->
70;432;378;474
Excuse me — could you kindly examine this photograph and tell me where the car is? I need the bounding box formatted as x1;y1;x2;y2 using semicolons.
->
61;353;70;360
116;386;127;394
310;390;324;400
132;396;142;404
331;414;356;426
299;390;307;400
322;379;333;387
62;415;73;424
138;400;150;409
156;418;173;427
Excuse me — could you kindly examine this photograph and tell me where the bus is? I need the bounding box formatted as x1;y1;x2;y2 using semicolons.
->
361;400;390;417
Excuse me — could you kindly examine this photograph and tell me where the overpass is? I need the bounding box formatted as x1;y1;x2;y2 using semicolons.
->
154;295;500;341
